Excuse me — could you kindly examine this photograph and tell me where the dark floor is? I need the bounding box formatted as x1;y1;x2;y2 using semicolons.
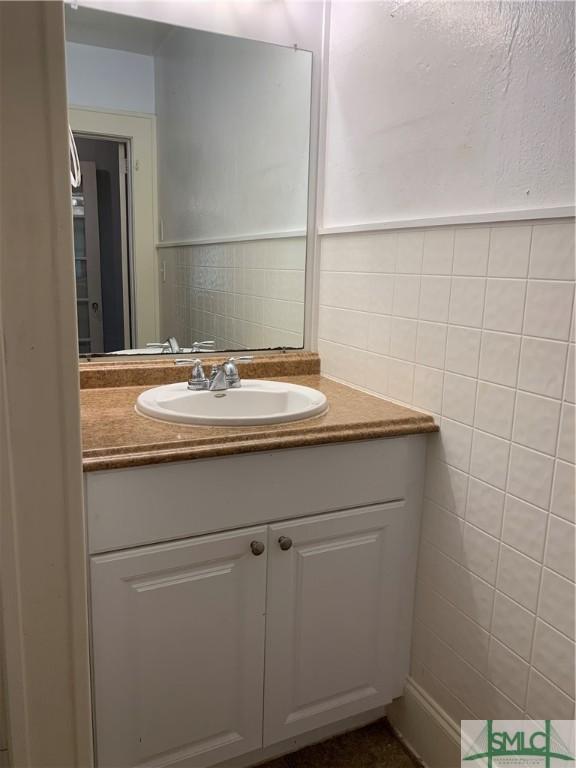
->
258;720;420;768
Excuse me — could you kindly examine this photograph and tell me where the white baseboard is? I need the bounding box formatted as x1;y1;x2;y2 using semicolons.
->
387;678;461;768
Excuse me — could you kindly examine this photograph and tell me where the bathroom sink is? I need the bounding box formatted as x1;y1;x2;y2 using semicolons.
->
135;379;328;426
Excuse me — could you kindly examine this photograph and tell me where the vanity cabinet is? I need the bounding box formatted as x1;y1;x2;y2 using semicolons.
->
91;527;268;768
264;505;405;746
85;437;426;768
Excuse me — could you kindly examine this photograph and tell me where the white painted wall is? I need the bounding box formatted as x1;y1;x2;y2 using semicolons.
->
155;27;311;242
323;0;575;229
65;41;156;114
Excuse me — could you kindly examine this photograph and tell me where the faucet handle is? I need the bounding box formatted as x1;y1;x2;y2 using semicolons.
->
146;336;180;353
175;358;208;390
191;340;215;352
146;341;169;350
223;356;254;387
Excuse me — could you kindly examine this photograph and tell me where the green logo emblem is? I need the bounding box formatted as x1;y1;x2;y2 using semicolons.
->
462;720;575;767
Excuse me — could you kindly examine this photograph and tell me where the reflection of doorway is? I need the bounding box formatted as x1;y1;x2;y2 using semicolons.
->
72;136;132;354
69;108;159;347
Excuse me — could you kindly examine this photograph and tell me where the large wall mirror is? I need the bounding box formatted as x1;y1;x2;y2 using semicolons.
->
64;6;312;357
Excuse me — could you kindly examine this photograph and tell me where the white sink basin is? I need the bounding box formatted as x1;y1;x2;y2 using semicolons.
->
136;379;328;426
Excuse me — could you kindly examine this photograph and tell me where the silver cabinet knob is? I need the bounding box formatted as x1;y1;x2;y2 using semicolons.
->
250;541;265;556
278;536;293;551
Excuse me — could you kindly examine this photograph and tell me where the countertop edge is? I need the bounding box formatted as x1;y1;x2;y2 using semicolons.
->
82;418;438;472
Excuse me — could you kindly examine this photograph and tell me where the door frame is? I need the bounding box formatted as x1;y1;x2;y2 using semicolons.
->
69;107;159;347
77;159;105;352
0;3;93;764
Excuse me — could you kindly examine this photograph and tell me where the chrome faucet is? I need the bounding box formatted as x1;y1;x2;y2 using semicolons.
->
208;364;229;391
175;358;209;390
146;338;215;354
191;340;215;353
209;357;254;391
176;356;253;391
146;336;182;353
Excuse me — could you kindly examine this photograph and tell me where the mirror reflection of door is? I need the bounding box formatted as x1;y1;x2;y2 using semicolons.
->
72;138;132;355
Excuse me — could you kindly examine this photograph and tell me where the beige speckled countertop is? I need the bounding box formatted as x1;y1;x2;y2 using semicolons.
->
81;374;438;472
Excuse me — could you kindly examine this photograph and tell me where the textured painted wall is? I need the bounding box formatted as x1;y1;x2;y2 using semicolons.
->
324;1;575;227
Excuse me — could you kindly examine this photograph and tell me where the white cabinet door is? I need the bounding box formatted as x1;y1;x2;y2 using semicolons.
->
91;527;267;768
263;503;409;746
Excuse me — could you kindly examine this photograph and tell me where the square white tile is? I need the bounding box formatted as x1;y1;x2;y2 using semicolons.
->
396;231;424;273
413;365;444;414
466;477;505;537
440;418;474;472
526;669;576;719
545;515;575;581
557;403;575;464
318;306;368;349
445;326;481;377
390;317;418;361
366;313;391;355
449;277;486;327
424;458;468;517
461;522;499;584
416;321;448;368
488;226;532;278
492;592;535;661
529;222;576;280
453;228;490;276
419;276;451;322
532;620;575;696
470;430;511;489
483;279;526;334
512;391;561;455
497;545;541;611
363;352;389;396
551;460;576;522
442;373;477;425
565;344;575;403
518;337;568;399
508;444;554;509
421;500;464;562
502;495;548;562
479;331;521;387
524;280;575;341
387;358;415;403
487;638;529;707
393;274;421;318
423;229;455;274
475;381;515;439
321;232;397;273
538;568;575;640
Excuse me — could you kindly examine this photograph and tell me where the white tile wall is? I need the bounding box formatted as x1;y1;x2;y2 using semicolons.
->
318;219;576;718
159;237;305;350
